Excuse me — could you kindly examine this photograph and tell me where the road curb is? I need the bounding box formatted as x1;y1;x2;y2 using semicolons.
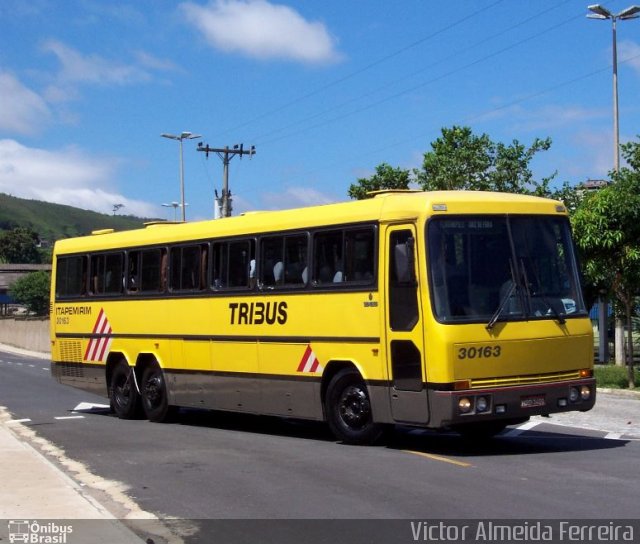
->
0;342;50;360
598;387;640;399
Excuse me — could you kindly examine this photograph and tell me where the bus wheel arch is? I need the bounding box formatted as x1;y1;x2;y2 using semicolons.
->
322;362;384;445
135;354;175;423
107;353;141;419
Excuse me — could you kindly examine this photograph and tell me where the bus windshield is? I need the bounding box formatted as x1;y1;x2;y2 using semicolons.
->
428;215;586;324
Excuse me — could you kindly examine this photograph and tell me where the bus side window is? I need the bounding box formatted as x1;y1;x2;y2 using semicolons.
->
211;241;228;289
55;255;88;298
140;249;165;293
345;228;375;283
228;239;255;288
260;236;283;288
284;235;308;286
170;244;206;291
90;254;104;294
127;251;140;292
313;230;342;284
104;253;124;294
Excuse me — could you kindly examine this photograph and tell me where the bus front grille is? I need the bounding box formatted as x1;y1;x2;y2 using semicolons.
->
470;370;582;389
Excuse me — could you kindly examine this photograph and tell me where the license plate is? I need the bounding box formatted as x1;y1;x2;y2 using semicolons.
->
521;395;545;408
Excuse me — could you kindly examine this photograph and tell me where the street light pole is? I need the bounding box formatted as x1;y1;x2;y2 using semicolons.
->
161;201;188;221
161;131;201;222
587;4;640;172
587;4;640;366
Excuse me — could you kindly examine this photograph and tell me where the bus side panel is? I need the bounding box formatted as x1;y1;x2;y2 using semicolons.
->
51;361;108;397
258;342;323;420
169;341;259;412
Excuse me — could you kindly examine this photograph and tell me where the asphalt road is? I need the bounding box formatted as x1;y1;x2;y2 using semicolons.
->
2;348;639;543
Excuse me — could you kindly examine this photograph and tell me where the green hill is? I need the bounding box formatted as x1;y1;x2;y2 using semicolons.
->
0;193;160;242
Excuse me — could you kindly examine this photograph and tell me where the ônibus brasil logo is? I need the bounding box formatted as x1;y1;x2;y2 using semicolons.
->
8;521;73;544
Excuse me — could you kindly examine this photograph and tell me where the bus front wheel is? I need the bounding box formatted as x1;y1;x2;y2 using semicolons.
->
325;368;383;445
110;360;141;419
140;364;175;422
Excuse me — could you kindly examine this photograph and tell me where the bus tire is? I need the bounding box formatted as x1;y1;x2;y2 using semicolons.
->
110;360;141;419
325;368;383;445
140;364;175;423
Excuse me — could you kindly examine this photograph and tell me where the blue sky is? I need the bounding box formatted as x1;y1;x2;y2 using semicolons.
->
1;0;639;222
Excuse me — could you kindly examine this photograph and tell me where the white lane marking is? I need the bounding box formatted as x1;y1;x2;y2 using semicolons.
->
6;418;32;424
604;432;623;440
54;416;85;420
501;420;541;437
73;402;110;411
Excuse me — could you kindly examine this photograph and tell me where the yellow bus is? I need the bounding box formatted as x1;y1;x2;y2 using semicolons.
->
50;190;595;444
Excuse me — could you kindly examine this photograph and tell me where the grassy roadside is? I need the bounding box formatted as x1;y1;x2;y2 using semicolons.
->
594;364;640;389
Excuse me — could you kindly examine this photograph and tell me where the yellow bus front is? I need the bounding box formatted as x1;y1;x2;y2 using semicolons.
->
416;203;595;433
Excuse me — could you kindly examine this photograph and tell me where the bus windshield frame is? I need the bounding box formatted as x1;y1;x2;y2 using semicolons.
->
427;214;587;325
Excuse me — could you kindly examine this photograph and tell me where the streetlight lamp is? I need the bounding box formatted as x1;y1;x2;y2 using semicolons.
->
161;201;188;221
587;4;640;172
161;131;201;221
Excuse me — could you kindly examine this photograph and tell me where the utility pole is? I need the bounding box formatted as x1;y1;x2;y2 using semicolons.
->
197;143;256;218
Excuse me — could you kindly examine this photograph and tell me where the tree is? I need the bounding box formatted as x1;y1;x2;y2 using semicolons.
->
348;163;410;200
415;126;555;194
571;138;640;388
9;270;51;315
349;126;560;201
0;227;41;264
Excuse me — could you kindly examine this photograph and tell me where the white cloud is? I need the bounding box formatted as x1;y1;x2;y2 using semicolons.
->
260;185;337;210
567;130;613;179
42;39;151;87
40;40;178;104
0;139;158;217
0;71;51;135
180;0;342;64
472;102;606;132
619;40;640;74
512;105;606;132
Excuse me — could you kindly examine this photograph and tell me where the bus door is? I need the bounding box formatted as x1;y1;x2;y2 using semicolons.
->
385;225;429;424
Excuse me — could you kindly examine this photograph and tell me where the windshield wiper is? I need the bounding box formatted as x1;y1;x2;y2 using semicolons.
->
520;258;566;325
486;280;517;330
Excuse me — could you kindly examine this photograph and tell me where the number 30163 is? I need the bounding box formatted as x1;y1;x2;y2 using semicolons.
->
458;345;501;359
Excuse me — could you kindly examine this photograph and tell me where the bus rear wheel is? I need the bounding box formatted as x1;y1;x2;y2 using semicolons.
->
325;368;383;445
140;364;175;422
110;360;141;419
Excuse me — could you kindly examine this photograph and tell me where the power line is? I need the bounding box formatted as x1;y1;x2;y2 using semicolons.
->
250;0;575;144
234;52;640;199
197;143;256;217
215;0;506;138
255;9;587;147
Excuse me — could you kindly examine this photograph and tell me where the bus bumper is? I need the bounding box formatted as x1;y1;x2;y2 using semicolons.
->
428;378;596;429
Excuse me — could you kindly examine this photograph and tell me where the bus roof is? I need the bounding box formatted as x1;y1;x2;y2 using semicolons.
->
53;190;566;254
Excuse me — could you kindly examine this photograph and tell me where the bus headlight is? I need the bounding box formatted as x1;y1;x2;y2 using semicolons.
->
580;385;591;401
458;397;472;414
476;396;489;413
569;387;580;403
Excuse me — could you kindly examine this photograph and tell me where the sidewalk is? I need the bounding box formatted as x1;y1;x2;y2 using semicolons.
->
0;344;180;543
533;387;640;438
0;411;147;542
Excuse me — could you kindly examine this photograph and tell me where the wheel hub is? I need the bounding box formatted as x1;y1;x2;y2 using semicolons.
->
339;385;371;429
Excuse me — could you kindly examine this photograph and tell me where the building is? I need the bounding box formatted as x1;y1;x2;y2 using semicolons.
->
0;264;51;315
